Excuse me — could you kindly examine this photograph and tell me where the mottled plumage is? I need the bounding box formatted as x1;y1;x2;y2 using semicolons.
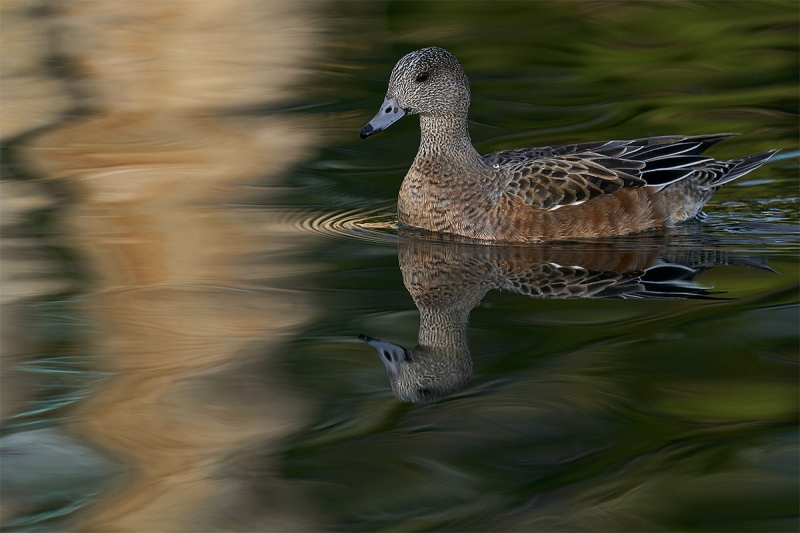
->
361;47;777;242
361;238;768;403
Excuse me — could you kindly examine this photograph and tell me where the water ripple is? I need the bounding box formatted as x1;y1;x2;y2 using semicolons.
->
291;204;400;244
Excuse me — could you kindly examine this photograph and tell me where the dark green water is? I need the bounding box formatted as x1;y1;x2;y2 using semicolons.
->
2;1;798;531
276;5;798;528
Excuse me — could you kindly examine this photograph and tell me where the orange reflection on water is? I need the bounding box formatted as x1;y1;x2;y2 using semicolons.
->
5;0;324;530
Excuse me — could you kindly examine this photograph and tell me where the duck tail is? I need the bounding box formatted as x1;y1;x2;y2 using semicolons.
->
656;148;778;223
701;149;780;189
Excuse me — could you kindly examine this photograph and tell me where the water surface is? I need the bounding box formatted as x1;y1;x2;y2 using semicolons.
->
1;1;798;531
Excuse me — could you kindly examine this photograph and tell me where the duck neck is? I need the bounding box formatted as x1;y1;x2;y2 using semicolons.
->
418;307;470;350
417;114;483;165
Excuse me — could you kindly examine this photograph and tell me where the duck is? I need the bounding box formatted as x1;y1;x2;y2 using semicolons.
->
359;237;769;403
360;47;778;242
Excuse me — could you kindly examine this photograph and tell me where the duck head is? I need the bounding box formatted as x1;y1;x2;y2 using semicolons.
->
360;47;471;139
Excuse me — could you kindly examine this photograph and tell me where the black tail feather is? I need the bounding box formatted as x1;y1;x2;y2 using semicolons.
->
705;149;780;188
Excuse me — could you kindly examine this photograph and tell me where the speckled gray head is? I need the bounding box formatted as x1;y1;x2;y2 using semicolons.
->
359;333;472;404
360;47;470;139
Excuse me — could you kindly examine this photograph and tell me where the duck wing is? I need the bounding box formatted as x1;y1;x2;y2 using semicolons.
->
482;134;736;210
486;152;645;210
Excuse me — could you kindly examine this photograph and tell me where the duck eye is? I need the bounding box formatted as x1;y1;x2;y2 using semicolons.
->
415;71;429;83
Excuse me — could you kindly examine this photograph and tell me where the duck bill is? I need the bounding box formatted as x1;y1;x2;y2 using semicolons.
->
358;333;408;378
360;97;406;139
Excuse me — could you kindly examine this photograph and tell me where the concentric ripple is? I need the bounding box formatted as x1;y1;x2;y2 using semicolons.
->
291;204;400;244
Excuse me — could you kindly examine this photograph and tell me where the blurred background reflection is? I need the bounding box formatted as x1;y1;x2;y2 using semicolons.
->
3;1;322;530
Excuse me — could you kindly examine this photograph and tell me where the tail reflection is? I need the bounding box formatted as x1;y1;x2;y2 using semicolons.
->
362;237;768;403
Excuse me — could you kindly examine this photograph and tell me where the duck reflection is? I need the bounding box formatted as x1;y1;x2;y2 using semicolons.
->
362;234;765;403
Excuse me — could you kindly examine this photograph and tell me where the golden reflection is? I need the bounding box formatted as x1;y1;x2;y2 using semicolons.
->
362;236;763;403
4;0;323;530
1;1;70;137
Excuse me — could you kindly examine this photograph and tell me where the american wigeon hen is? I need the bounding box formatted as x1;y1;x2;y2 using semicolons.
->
360;47;777;242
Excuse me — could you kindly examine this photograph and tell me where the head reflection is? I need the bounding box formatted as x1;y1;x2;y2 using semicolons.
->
362;234;768;404
360;333;471;404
